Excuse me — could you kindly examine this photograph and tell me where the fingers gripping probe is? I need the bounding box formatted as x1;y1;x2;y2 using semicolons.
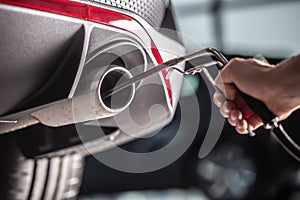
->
186;51;300;162
191;52;300;162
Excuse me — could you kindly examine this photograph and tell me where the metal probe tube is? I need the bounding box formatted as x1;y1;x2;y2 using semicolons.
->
102;48;226;99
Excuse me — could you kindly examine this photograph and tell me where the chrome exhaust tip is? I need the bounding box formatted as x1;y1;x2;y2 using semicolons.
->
98;66;135;114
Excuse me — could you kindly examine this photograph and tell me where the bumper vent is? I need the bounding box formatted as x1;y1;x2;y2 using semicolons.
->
84;0;168;27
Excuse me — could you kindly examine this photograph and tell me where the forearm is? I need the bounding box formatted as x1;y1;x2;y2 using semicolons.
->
263;55;300;118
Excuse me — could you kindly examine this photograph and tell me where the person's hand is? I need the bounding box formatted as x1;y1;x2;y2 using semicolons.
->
213;56;300;134
213;58;270;134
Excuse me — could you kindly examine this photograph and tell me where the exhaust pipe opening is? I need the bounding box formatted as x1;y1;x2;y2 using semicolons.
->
98;66;135;113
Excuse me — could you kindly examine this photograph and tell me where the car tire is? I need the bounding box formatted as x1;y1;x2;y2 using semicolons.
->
0;133;84;200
